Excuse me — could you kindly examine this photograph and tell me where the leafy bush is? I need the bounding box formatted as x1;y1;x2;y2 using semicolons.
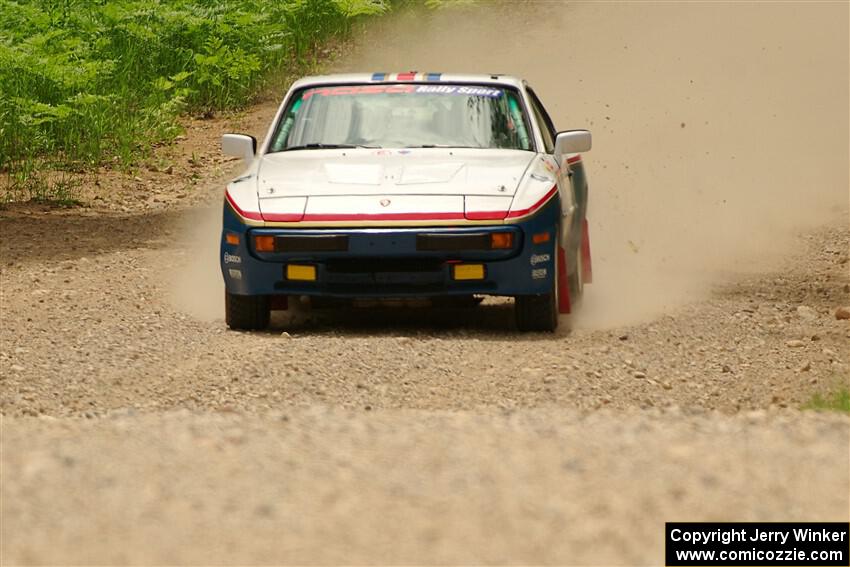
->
0;0;387;189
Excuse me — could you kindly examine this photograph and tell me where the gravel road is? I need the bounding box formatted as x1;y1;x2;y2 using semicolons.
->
3;410;847;565
2;2;849;565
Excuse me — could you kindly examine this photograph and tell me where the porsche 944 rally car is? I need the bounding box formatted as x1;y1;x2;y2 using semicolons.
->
220;72;592;331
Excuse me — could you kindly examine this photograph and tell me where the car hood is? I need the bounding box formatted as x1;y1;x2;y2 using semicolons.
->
256;148;535;198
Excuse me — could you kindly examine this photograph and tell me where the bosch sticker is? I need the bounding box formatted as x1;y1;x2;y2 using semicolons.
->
224;252;242;264
530;254;551;266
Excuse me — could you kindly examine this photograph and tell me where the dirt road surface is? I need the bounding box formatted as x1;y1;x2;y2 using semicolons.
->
2;2;848;565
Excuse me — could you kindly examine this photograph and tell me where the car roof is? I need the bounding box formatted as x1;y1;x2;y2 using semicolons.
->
290;72;526;90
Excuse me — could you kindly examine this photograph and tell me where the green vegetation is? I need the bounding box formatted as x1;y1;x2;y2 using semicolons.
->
803;386;850;414
0;0;388;201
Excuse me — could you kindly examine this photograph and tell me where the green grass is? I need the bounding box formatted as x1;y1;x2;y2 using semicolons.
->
7;170;83;206
0;0;389;202
803;387;850;414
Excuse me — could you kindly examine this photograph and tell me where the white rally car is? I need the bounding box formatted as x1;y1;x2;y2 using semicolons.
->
220;72;592;331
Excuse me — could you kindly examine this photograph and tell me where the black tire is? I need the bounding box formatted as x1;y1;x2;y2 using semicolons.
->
515;291;558;332
433;295;483;309
225;291;270;330
515;251;559;332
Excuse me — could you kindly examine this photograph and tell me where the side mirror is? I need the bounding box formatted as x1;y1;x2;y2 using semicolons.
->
222;133;257;163
554;130;592;157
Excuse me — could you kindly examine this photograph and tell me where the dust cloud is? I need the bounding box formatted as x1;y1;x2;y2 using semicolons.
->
171;1;849;328
337;1;849;327
167;112;278;321
168;205;226;321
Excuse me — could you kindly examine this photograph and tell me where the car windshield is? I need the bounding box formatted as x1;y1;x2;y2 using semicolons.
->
268;83;534;152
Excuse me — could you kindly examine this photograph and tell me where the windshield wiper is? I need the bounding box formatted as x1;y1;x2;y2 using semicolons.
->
275;143;379;152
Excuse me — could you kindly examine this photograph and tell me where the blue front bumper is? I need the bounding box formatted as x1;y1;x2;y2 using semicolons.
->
220;197;560;299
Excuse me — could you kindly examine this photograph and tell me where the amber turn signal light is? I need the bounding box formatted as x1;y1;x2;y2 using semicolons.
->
254;235;275;252
490;233;514;249
532;231;550;244
225;233;240;246
286;264;317;281
453;264;485;281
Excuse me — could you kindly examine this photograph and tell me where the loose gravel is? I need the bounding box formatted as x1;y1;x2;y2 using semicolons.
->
1;217;848;418
1;207;848;565
2;410;848;565
2;1;849;563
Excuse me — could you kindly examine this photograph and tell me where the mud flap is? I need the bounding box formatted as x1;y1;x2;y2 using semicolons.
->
581;219;593;284
557;245;571;314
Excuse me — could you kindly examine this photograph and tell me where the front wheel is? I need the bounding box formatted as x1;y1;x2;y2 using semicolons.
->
515;291;558;332
225;291;270;330
515;244;559;332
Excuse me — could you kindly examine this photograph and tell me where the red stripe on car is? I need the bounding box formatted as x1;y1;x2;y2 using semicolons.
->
225;191;263;221
465;210;508;221
241;185;558;224
262;213;303;222
505;185;558;219
301;211;465;222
